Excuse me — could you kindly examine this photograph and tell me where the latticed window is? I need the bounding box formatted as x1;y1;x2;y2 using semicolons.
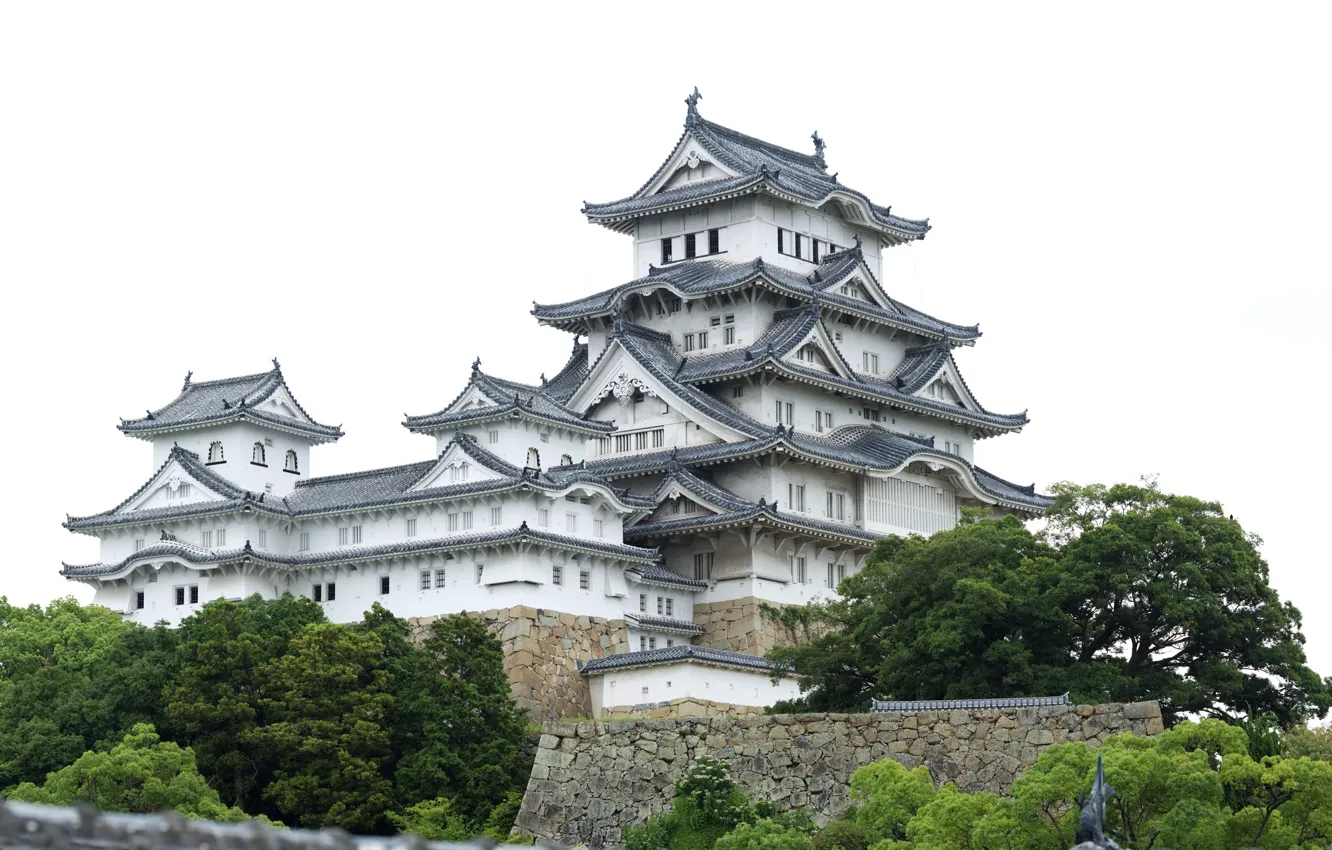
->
252;442;266;465
284;450;299;474
207;441;224;463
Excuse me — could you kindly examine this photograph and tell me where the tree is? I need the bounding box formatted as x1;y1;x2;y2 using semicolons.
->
769;482;1331;724
2;723;246;822
0;597;175;788
714;820;815;850
245;621;395;832
161;593;325;812
847;757;935;845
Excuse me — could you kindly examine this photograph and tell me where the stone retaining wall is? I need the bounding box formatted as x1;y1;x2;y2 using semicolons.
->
514;701;1163;844
692;597;820;655
598;697;766;719
408;606;629;721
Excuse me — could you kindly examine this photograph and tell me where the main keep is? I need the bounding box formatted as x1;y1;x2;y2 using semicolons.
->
63;92;1051;720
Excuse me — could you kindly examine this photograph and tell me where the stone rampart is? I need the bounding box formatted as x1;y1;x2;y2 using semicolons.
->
408;606;629;721
692;597;820;655
514;701;1163;844
599;696;766;719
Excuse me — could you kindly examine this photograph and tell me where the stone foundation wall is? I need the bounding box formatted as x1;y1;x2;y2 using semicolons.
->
408;606;630;722
599;697;767;719
692;597;820;655
514;701;1163;844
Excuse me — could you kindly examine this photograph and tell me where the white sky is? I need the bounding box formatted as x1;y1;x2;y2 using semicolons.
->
3;3;1329;677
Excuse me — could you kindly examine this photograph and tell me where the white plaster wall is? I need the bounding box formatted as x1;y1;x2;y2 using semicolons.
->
151;422;313;497
443;419;590;469
589;660;801;716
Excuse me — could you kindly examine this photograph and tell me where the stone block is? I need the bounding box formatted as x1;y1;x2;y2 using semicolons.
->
1123;701;1160;720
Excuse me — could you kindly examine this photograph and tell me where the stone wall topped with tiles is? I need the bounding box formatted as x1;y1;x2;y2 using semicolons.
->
408;606;630;722
514;701;1164;845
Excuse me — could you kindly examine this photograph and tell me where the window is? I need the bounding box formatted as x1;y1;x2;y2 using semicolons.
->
552;565;563;586
449;463;469;483
264;437;274;447
179;483;192;498
566;513;577;533
862;352;880;374
313;584;323;602
862;407;881;422
777;227;785;254
284;450;299;474
657;596;664;615
710;316;721;327
639;593;647;612
693;552;714;580
491;507;502;526
640;636;647;651
614;434;631;452
667;639;674;648
258;529;267;548
300;532;310;551
475;564;484;583
435;569;446;587
794;233;804;259
207;441;224;463
838;563;846;583
133;538;145;552
252;442;266;466
148;572;157;583
648;637;657;650
448;513;459;532
462;511;473;530
264;483;273;495
538;509;549;527
685;232;696;259
732;385;743;399
489;430;500;444
327;582;336;601
406;518;417;537
825;491;846;521
811;239;820;263
339;527;349;546
593;518;603;538
379;576;391;595
666;296;681;314
661;237;673;264
683;333;695;352
792;557;808;584
698;330;708;349
175;587;185;606
708;228;720;254
724;325;735;345
420;571;432;590
189;585;199;604
815;410;826;432
201;530;213;548
787;483;806;512
352;525;363;544
579;570;590;590
827;563;836;589
215;529;226;547
665;598;674;616
785;403;794;426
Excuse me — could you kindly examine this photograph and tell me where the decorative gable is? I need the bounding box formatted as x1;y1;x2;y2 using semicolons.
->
122;459;227;514
408;442;506;491
646;138;741;196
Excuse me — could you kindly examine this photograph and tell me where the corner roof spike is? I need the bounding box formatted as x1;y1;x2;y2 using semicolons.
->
182;371;193;391
611;300;626;336
145;409;155;420
271;357;281;371
811;131;827;168
471;357;481;372
852;233;863;250
684;86;702;127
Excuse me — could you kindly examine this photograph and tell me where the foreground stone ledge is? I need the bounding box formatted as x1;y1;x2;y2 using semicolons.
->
518;701;1162;845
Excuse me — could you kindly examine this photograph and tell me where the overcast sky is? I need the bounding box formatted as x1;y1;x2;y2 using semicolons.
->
3;3;1329;676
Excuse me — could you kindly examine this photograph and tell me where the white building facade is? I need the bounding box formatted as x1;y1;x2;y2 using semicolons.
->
63;91;1051;715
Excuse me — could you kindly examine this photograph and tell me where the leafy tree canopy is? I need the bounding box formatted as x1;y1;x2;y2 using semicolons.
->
769;482;1331;724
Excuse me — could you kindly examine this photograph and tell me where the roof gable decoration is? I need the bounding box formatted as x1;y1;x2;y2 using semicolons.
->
648;139;740;196
118;456;229;515
780;318;856;380
912;354;986;415
589;372;657;408
407;441;506;492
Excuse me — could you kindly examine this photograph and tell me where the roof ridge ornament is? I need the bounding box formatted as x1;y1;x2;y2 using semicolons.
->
471;357;481;373
271;357;281;372
684;86;702;127
182;371;193;391
811;131;827;169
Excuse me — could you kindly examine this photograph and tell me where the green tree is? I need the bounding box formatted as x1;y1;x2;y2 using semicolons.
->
769;482;1331;725
715;820;815;850
0;597;175;788
161;593;325;812
386;797;475;841
245;621;395;832
624;757;755;850
848;757;935;845
2;723;246;822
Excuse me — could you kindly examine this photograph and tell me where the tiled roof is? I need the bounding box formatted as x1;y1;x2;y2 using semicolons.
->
871;694;1070;712
579;644;790;675
651;459;754;513
583;99;929;244
118;363;342;443
62;524;660;578
404;350;609;435
625;614;706;635
533;252;980;342
626;499;883;547
625;562;708;590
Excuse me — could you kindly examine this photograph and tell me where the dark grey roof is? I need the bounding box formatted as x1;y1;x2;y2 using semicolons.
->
0;798;542;850
404;347;610;435
579;644;789;675
588;426;1052;513
62;524;660;578
625;614;705;635
626;498;883;547
651;460;753;512
583;99;929;244
625;562;708;590
118;363;342;443
871;693;1070;712
533;251;980;343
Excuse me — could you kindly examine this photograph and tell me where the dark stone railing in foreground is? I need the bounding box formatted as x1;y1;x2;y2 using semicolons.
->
0;801;558;850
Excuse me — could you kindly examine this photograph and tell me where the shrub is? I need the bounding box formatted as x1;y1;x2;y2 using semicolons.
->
715;819;815;850
814;818;867;850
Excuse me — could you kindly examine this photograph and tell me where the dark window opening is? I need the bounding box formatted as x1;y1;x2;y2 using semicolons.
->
794;233;803;258
174;587;185;606
313;584;323;602
135;591;145;610
777;228;784;254
327;582;337;601
685;233;696;259
379;576;391;595
661;238;673;264
812;240;820;263
189;585;199;604
708;228;720;254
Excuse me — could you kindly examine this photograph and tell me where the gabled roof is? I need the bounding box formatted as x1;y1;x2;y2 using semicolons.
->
624;614;706;635
626;492;884;548
582;91;929;246
534;250;980;343
579;644;789;675
624;562;708;591
118;361;343;443
650;459;753;514
404;346;611;436
62;523;660;580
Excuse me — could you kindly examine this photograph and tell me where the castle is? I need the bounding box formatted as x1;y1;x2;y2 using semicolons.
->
63;91;1051;719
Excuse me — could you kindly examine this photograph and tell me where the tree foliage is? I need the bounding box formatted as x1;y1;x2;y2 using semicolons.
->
769;482;1331;724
